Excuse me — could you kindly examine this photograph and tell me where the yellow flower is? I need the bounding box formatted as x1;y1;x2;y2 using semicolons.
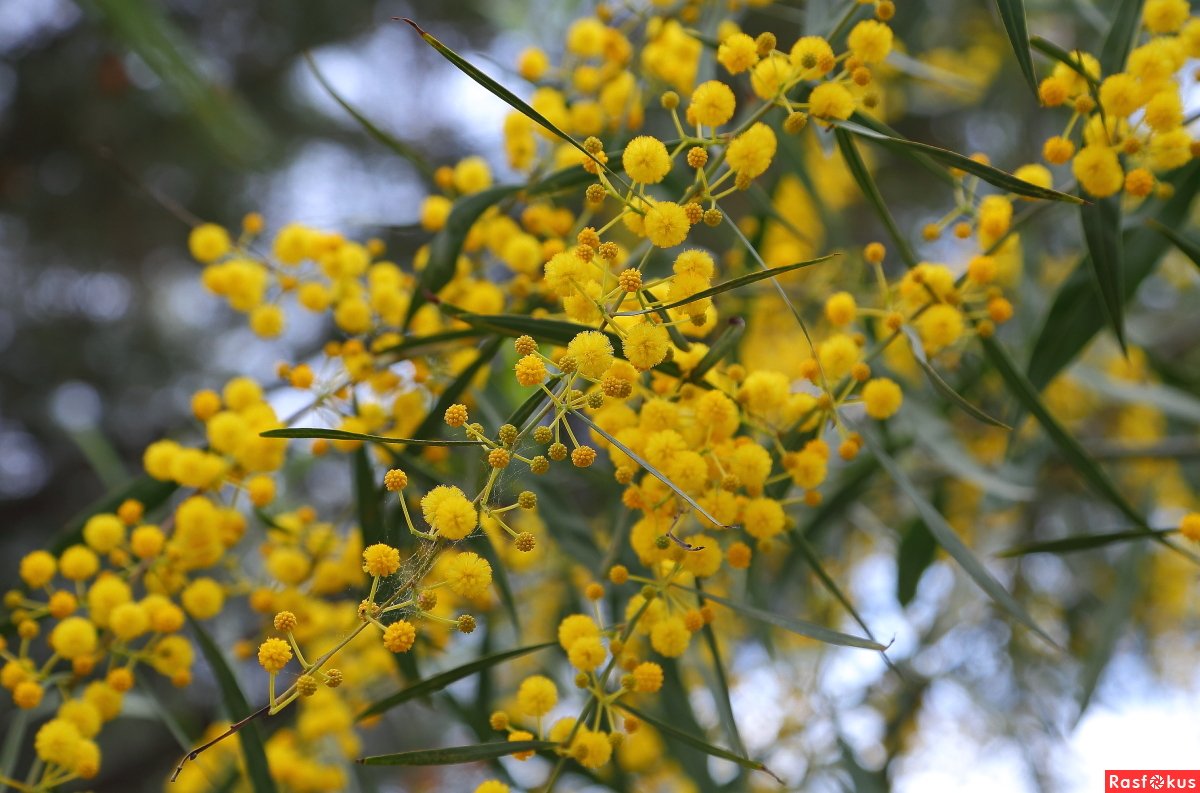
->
257;637;292;673
789;36;835;79
726;122;777;177
818;333;860;382
557;613;600;650
688;80;736;126
1179;512;1200;542
82;514;125;554
847;20;893;63
809;82;855;120
568;636;607;671
622;136;671;184
475;782;510;793
1143;0;1190;33
382;620;417;653
916;303;965;354
187;223;231;263
516;675;558;717
825;292;857;326
453;155;492;194
571;727;613;769
568;331;615;378
862;378;903;419
362;543;402;577
429;489;478;540
1072;145;1124;198
643;201;690;248
717;32;758;74
632;661;664;693
181;578;225;620
35;718;83;769
623;322;670;371
50;617;97;660
445;551;493;599
515;353;547;386
650;616;690;657
19;550;56;588
742;497;786;539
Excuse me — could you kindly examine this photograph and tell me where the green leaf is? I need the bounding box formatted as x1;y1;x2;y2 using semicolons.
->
685;317;744;384
303;52;433;179
859;431;1058;648
615;704;780;782
1147;217;1200;274
614;254;839;316
1071;367;1200;424
981;336;1146;527
902;327;1011;429
1029;36;1099;85
834;129;920;269
833;120;1086;204
723;212;818;349
403;19;607;177
353;447;385;548
896;517;938;606
1080;197;1127;353
1076;544;1142;719
375;328;486;357
356;642;554;721
668;583;886;650
1099;0;1146;76
1027;162;1200;391
259;428;477;446
998;528;1173;557
411;336;505;441
994;0;1039;97
404;185;519;328
478;530;520;631
53;475;178;553
699;622;747;760
359;740;556;766
189;618;277;793
573;411;730;529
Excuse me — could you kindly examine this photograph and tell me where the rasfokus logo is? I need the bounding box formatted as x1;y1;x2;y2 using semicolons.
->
1107;771;1200;790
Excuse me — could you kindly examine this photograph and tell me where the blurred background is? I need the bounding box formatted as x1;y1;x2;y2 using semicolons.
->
1;0;1198;791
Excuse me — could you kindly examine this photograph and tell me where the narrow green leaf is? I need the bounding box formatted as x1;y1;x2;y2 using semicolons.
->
259;428;476;446
1080;197;1127;353
1072;367;1200;424
902;327;1011;429
376;328;486;357
848;112;953;186
411;336;505;441
189;618;277;793
859;431;1058;648
614;254;838;316
896;517;938;606
834;129;920;269
994;0;1039;96
723;212;818;349
0;709;28;792
1029;36;1099;85
353;447;385;548
1077;544;1142;719
669;583;886;649
1147;218;1200;274
477;531;520;632
616;704;780;782
685;317;744;384
981;336;1146;527
1026;159;1200;390
1099;0;1146;76
998;528;1173;557
403;19;608;178
356;642;554;721
573;411;730;529
833;120;1085;204
699;623;746;759
404;185;519;328
303;53;433;179
53;475;178;553
359;740;556;766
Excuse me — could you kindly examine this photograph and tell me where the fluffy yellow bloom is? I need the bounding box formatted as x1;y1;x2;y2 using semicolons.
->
688;80;736;126
742;497;786;539
515;353;547;386
818;333;860;382
382;620;417;653
825;292;857;325
568;331;615;378
181;577;225;620
445;551;493;598
862;378;903;419
632;661;664;692
50;617;97;660
568;636;607;670
809;82;855;120
19;550;56;588
571;727;613;769
622;136;671;184
1143;0;1190;33
916;303;965;354
82;514;125;553
790;36;835;78
848;20;893;63
623;322;670;371
475;782;509;793
362;543;402;577
257;637;292;672
188;223;231;263
643;201;690;248
1179;512;1200;541
557;613;600;650
717;32;758;74
516;675;558;716
727;122;777;177
650;616;690;657
35;718;83;769
429;489;478;540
